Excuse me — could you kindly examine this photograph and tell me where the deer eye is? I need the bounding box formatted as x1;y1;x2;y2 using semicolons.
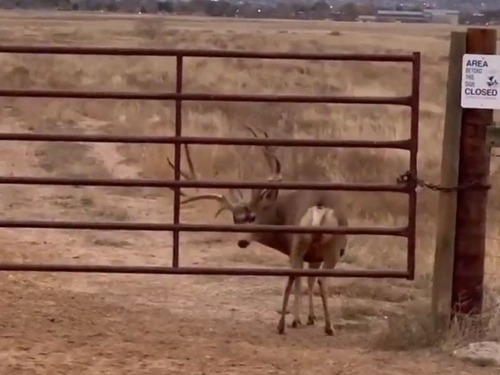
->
260;189;277;202
260;189;271;200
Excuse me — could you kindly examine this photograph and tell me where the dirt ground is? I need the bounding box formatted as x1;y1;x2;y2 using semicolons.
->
0;284;492;375
0;138;479;374
0;276;488;375
0;10;498;374
0;210;492;375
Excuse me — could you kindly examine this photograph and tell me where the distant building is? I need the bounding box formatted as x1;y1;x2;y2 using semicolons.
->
375;9;432;23
425;9;459;24
358;15;377;22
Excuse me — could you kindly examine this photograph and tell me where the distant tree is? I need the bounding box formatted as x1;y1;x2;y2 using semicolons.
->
236;2;259;18
274;2;293;18
338;2;358;20
311;0;330;12
174;0;193;14
105;1;117;11
291;1;308;16
356;3;375;15
182;0;209;14
458;11;473;24
206;0;236;17
158;0;173;12
31;0;58;8
310;0;331;18
483;9;500;23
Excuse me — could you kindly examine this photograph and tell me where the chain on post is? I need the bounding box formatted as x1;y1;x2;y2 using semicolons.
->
397;171;491;192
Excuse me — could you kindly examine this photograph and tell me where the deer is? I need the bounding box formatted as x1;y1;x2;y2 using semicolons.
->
167;126;349;336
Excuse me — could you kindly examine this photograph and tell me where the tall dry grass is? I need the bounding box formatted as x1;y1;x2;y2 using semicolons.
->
0;13;499;348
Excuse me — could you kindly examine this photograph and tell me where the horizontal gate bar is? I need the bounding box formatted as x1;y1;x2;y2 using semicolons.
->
0;176;409;192
0;89;412;105
0;45;416;62
0;263;410;278
0;220;408;236
0;133;412;149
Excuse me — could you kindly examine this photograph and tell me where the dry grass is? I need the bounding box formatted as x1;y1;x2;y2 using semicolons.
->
375;289;500;351
0;11;499;362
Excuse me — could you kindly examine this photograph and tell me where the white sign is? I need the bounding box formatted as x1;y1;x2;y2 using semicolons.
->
461;53;500;110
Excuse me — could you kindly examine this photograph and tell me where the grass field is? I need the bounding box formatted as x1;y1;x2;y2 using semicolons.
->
0;10;499;374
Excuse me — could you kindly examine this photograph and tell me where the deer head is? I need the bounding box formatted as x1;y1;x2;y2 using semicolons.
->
167;125;283;247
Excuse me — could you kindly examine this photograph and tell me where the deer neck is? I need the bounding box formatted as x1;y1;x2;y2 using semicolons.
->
253;197;291;257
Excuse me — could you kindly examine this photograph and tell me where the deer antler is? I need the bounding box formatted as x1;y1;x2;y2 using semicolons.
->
166;143;240;216
243;125;282;182
166;127;282;218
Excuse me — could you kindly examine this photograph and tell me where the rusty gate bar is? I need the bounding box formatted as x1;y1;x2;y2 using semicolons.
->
0;263;408;277
0;221;407;235
0;46;420;279
0;89;410;105
407;52;421;280
171;55;183;268
0;177;408;191
0;44;417;61
0;134;412;148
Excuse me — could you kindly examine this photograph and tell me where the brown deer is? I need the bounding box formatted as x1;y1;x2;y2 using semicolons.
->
167;126;349;336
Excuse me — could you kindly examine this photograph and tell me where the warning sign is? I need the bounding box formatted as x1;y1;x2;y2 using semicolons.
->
461;53;500;110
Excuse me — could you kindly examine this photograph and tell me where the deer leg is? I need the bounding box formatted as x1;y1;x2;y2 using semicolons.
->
307;262;321;325
318;250;341;336
277;276;295;334
317;274;333;336
291;256;304;328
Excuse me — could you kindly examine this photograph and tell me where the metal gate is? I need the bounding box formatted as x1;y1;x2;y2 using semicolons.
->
0;45;420;279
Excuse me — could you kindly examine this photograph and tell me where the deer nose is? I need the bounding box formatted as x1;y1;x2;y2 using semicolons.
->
247;212;256;223
238;239;250;248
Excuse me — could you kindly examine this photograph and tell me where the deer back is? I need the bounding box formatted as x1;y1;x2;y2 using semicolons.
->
276;189;349;229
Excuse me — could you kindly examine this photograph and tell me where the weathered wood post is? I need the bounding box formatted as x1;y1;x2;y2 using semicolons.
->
432;31;466;331
432;27;497;330
453;28;497;318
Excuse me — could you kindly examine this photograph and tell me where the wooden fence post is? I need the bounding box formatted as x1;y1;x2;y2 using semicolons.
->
452;27;497;319
431;31;466;331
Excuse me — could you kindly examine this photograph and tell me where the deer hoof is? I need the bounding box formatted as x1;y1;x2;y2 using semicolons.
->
307;315;316;325
325;326;334;336
291;319;302;328
277;319;286;334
